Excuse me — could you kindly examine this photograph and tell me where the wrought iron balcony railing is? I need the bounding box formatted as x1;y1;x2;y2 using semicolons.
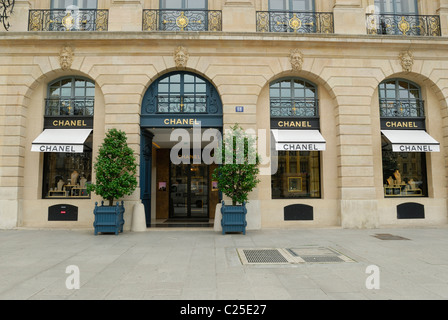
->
379;99;425;118
142;9;222;31
157;95;207;113
270;98;319;117
256;11;334;34
28;9;108;31
45;98;95;116
366;14;441;36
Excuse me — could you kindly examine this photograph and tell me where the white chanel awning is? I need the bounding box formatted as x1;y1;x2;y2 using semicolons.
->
271;129;326;151
381;130;440;152
31;129;92;153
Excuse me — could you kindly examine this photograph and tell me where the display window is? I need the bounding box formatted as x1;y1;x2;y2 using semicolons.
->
271;151;321;199
270;77;322;199
381;136;427;197
42;136;93;199
379;78;429;198
41;76;94;199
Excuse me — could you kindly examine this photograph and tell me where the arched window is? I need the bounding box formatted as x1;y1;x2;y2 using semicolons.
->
40;76;94;199
270;77;322;199
379;79;430;198
379;79;423;117
157;73;207;113
46;77;95;116
142;71;222;116
270;78;318;117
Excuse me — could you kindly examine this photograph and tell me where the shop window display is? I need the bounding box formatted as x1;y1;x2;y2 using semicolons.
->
272;151;321;199
42;135;92;199
379;78;428;198
42;76;94;199
382;136;427;197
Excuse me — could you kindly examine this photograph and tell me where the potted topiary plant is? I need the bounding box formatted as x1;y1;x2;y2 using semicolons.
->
212;124;260;235
88;128;138;235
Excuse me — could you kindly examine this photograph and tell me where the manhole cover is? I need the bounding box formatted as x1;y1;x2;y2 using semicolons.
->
238;249;291;264
288;247;355;263
373;234;410;240
300;255;345;263
287;247;337;257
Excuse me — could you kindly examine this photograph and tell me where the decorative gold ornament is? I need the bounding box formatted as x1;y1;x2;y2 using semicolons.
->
176;12;189;31
288;14;302;32
62;12;75;31
398;16;410;35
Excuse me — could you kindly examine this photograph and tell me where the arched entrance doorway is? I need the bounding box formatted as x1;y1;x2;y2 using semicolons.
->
140;71;223;227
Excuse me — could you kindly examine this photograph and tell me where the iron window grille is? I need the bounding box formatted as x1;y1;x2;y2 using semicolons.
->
378;79;424;118
45;98;95;116
270;78;319;117
379;98;425;118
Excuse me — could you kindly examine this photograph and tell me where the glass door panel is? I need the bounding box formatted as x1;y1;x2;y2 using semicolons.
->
170;163;189;218
190;164;208;218
169;162;209;219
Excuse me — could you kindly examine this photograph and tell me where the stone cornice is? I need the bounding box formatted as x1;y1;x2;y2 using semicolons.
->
1;31;448;51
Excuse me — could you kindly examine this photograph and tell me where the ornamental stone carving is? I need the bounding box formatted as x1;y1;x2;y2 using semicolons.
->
399;50;414;72
290;49;303;71
59;46;74;71
174;46;189;68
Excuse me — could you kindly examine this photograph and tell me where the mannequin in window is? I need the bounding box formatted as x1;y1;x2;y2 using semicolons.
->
71;170;79;185
80;175;87;188
386;176;394;185
393;169;402;184
57;179;65;191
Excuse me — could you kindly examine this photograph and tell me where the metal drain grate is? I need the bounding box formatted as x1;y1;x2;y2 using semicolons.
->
237;247;355;265
373;233;410;240
238;249;291;264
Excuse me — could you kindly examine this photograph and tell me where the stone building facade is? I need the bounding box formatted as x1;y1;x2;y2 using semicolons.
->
1;0;448;230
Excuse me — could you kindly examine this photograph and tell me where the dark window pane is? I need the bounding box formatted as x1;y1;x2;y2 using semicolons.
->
409;89;420;99
281;88;290;98
75;87;85;97
272;151;321;199
161;0;182;9
158;83;169;93
49;87;60;97
170;74;181;82
184;83;195;93
42;136;93;199
382;136;427;197
61;87;71;97
170;83;181;93
305;88;315;98
196;83;206;93
85;87;95;97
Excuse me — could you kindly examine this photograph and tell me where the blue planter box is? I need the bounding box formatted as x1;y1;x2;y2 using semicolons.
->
93;201;125;235
221;201;247;235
